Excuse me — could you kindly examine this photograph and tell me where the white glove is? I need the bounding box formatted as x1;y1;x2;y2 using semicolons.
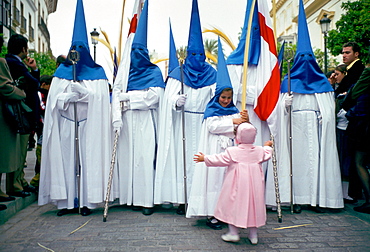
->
71;82;88;96
176;94;187;107
65;92;79;103
112;121;122;136
318;114;323;125
337;109;347;119
119;92;130;102
284;94;293;107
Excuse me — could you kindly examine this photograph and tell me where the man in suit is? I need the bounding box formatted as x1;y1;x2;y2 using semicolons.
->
336;42;365;96
5;34;40;197
337;42;366;203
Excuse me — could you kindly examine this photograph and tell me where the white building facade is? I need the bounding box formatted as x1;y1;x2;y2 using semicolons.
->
274;0;358;65
1;0;57;53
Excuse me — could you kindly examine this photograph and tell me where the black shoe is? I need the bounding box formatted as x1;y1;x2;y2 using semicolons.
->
310;206;326;213
354;203;370;214
8;191;31;198
132;206;142;211
206;218;222;230
0;196;16;202
176;204;185;215
57;208;71;216
293;204;302;213
23;185;37;193
142;207;154;215
0;204;7;211
80;207;91;216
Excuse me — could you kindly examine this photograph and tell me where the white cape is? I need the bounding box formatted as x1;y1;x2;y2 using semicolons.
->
39;77;112;209
265;92;344;208
111;87;163;207
154;77;215;204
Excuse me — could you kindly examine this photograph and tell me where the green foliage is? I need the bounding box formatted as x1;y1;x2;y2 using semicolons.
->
313;48;339;73
0;45;6;58
177;46;187;61
277;42;296;78
29;52;57;76
327;0;370;64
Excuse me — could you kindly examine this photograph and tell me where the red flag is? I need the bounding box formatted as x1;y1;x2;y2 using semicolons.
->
253;0;280;130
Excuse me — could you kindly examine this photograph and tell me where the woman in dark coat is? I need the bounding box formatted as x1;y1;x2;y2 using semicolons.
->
342;67;370;213
0;53;25;205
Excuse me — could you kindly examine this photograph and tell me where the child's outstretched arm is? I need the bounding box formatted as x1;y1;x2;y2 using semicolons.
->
194;152;205;163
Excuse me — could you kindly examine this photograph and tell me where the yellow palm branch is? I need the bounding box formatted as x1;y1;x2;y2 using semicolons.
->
203;27;236;51
91;36;115;57
152;58;169;65
100;29;111;48
205;51;217;64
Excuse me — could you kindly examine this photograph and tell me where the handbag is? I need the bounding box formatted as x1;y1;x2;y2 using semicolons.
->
2;98;32;135
2;76;33;134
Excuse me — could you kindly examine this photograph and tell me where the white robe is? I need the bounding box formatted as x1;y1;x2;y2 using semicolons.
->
265;92;344;208
154;77;215;204
111;87;163;207
39;78;111;209
186;113;239;218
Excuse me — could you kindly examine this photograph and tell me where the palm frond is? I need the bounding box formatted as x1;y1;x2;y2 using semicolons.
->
203;27;236;51
92;36;115;56
100;29;111;47
152;58;169;65
118;0;127;65
205;51;217;65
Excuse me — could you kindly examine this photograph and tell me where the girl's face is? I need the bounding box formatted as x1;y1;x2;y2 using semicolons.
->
335;70;346;83
219;90;233;108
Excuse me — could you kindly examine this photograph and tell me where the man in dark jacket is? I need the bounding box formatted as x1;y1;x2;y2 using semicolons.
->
5;34;40;197
336;42;365;96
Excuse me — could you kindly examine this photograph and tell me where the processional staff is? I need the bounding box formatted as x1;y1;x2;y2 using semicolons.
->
68;48;81;214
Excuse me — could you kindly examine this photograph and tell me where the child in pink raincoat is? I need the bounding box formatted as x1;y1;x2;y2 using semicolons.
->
194;122;273;245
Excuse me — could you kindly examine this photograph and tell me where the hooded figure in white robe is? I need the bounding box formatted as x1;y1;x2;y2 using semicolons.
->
38;0;111;215
186;39;247;228
111;0;165;215
154;0;217;212
264;0;343;210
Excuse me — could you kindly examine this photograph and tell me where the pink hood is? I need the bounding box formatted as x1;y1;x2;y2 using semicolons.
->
235;123;257;145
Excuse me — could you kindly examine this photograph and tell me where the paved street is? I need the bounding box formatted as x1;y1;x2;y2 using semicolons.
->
1;150;370;251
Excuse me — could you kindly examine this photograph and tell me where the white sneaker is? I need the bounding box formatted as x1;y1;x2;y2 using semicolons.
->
248;237;258;245
221;233;240;242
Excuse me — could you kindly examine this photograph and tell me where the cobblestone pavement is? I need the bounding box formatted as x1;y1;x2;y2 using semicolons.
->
1;151;370;251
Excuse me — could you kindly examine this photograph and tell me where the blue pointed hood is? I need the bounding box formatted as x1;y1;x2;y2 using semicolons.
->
54;0;107;81
168;0;216;89
226;0;261;65
127;0;165;91
168;20;179;75
280;0;333;94
204;38;239;119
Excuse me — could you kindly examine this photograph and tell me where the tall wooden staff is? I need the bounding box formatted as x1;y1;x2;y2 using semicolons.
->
68;48;81;213
241;0;256;111
179;58;188;213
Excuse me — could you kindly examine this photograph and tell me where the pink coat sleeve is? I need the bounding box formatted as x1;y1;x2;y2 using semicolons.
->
262;146;273;162
204;149;233;167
